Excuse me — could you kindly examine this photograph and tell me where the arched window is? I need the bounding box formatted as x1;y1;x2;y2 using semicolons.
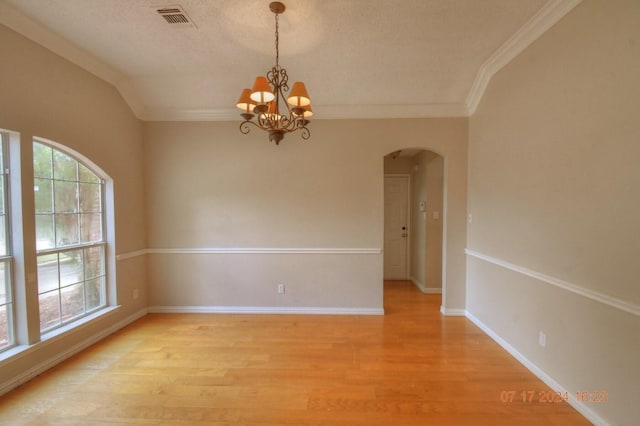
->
33;141;108;332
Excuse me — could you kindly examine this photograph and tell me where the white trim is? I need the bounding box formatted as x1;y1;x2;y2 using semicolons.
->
465;310;608;426
0;308;147;396
465;249;639;317
304;103;469;120
116;249;148;261
149;306;384;316
466;0;583;114
0;1;581;121
440;306;465;316
116;247;382;259
147;247;382;255
140;103;469;122
410;276;442;294
139;108;237;122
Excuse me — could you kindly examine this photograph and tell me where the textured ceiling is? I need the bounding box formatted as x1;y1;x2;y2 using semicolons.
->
0;0;581;121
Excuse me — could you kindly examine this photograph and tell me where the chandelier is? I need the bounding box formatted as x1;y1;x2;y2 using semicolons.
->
236;2;312;145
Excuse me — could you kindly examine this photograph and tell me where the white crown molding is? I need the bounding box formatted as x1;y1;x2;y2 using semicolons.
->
138;108;238;122
466;0;583;114
0;1;146;118
312;103;469;120
2;0;581;121
465;311;608;426
139;103;469;122
466;249;639;317
149;306;384;315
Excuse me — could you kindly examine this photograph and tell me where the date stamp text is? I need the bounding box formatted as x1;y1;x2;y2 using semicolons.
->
500;390;608;403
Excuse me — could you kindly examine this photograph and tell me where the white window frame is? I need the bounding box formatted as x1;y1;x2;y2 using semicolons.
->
33;138;116;336
0;132;14;352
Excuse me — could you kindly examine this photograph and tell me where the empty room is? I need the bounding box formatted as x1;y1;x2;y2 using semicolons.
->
0;0;638;425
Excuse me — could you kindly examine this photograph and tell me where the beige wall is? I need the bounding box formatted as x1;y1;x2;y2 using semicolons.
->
0;25;147;388
383;156;413;174
424;156;443;291
410;152;443;291
144;118;467;313
467;0;640;424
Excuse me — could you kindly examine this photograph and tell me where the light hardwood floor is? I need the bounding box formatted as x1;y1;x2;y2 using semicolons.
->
0;281;590;425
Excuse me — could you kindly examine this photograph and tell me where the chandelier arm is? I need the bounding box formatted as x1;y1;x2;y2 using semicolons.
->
256;114;272;130
240;120;257;134
300;126;310;140
282;113;306;132
279;68;289;94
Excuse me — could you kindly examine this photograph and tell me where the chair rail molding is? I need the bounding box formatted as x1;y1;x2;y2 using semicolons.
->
465;249;639;316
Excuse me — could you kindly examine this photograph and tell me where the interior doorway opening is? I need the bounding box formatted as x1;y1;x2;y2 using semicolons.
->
383;148;444;298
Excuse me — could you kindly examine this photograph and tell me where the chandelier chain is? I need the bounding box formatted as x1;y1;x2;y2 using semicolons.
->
274;12;280;68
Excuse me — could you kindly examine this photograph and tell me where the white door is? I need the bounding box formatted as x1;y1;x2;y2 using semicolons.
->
384;176;409;279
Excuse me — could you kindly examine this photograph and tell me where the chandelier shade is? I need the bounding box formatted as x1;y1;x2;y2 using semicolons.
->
302;105;313;118
237;2;312;145
250;76;275;104
287;82;311;107
236;89;256;114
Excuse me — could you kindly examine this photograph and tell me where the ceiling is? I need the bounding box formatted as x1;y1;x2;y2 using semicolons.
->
0;0;581;121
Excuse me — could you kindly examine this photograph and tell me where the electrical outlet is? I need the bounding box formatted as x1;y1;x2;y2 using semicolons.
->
277;283;285;294
133;288;139;300
538;331;546;348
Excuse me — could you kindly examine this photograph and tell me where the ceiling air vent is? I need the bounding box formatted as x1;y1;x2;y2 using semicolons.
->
156;5;196;28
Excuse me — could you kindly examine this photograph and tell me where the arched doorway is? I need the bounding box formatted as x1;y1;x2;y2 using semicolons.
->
383;148;444;301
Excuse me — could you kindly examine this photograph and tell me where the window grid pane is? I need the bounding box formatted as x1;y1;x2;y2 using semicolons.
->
34;178;53;213
33;141;107;334
0;261;12;350
35;214;55;250
55;213;80;247
0;304;11;349
33;143;53;179
39;290;61;331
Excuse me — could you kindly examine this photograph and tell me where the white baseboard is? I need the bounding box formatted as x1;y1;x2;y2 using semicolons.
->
440;306;466;316
410;276;442;294
148;306;384;315
465;310;609;426
0;308;148;397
